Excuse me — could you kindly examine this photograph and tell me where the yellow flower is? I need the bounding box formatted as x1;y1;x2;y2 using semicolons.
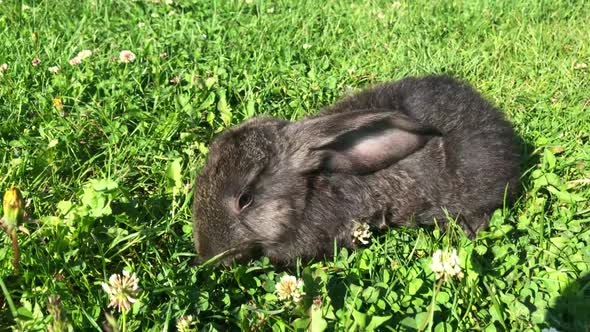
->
3;186;24;229
275;275;305;303
52;98;64;111
101;270;140;312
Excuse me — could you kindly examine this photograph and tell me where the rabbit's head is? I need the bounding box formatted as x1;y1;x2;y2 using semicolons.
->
192;110;438;264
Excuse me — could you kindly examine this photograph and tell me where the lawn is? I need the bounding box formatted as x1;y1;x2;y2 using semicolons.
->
0;0;589;331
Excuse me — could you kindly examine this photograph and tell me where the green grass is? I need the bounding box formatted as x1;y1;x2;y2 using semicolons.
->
1;0;589;331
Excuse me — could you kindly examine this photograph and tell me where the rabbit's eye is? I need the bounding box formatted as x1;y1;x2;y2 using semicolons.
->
237;191;253;211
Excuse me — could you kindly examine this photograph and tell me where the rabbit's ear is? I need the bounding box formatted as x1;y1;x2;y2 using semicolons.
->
293;110;438;174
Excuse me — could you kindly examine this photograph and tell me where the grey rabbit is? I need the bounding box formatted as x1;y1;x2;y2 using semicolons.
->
192;75;521;264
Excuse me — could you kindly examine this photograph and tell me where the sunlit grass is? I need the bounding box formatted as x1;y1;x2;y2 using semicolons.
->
0;0;588;331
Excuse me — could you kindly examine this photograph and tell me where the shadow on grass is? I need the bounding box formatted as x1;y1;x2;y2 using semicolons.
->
545;272;590;332
0;274;19;330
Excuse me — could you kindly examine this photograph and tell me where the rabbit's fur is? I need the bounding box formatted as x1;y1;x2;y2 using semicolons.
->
192;75;521;264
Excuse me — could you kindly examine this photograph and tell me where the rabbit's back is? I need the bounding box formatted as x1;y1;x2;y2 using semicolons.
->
322;76;521;232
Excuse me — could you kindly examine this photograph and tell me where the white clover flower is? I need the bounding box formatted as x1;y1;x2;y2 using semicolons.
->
430;248;463;281
119;50;136;63
69;56;82;66
101;270;140;312
352;222;372;245
303;43;311;50
77;49;92;60
176;315;195;332
32;57;41;66
48;66;60;74
0;63;7;72
275;275;305;303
